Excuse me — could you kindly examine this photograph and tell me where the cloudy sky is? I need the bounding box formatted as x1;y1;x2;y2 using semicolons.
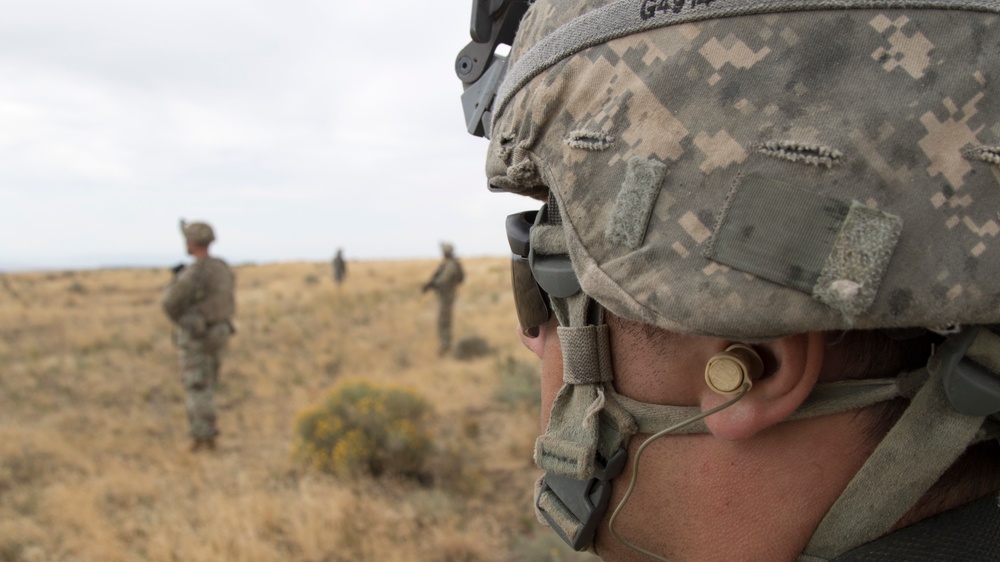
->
1;0;530;271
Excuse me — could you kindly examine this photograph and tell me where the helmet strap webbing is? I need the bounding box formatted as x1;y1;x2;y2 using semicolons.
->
611;369;930;436
802;334;995;559
533;292;996;557
533;287;640;551
536;195;636;479
535;290;633;480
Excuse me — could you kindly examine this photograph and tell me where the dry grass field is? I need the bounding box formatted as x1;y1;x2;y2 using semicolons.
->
0;258;599;562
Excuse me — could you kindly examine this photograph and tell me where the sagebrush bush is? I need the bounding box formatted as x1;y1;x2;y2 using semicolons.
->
452;336;492;360
294;380;433;478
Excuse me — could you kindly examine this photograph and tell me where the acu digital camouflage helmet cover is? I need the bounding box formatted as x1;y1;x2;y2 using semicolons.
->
182;221;216;246
482;0;1000;341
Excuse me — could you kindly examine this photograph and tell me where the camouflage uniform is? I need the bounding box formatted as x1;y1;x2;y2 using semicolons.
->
332;249;346;285
162;223;235;446
423;244;464;355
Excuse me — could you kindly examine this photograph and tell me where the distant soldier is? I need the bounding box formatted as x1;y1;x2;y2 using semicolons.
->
162;220;236;452
332;248;347;286
422;242;464;355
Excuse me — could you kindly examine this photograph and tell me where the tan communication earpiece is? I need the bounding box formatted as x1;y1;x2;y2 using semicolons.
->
705;344;764;396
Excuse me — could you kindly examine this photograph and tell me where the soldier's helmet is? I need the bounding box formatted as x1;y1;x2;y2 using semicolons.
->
488;1;1000;340
441;242;455;258
183;221;216;246
459;0;1000;557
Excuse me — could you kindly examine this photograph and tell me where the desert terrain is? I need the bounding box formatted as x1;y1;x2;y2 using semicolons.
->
0;258;598;561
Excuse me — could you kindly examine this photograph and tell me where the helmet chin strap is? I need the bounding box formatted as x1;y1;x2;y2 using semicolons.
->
533;285;998;559
536;289;899;553
607;382;751;561
800;328;1000;561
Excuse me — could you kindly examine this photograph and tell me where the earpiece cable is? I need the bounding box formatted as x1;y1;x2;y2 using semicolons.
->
607;383;752;561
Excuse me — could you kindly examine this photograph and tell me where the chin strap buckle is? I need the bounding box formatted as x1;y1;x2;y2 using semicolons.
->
535;447;627;551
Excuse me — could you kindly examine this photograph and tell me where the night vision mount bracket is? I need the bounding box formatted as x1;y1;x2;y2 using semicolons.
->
455;0;531;138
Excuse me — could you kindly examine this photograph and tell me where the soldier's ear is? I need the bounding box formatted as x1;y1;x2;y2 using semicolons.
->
700;332;825;441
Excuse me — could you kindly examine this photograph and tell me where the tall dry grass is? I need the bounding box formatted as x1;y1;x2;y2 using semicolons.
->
0;259;598;561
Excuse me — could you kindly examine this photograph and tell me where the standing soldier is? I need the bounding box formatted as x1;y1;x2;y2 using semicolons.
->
162;220;236;452
422;242;464;356
332;248;347;286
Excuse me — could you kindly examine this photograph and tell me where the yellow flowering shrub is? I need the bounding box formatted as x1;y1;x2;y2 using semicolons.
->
294;380;432;478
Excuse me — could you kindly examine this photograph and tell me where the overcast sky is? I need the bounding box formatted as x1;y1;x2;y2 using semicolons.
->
1;0;530;271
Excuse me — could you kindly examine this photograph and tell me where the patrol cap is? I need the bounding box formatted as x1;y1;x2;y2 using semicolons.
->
487;0;1000;341
182;221;216;246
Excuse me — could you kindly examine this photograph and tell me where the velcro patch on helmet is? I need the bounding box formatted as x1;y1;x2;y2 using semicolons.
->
814;202;902;319
706;175;901;320
605;157;668;250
